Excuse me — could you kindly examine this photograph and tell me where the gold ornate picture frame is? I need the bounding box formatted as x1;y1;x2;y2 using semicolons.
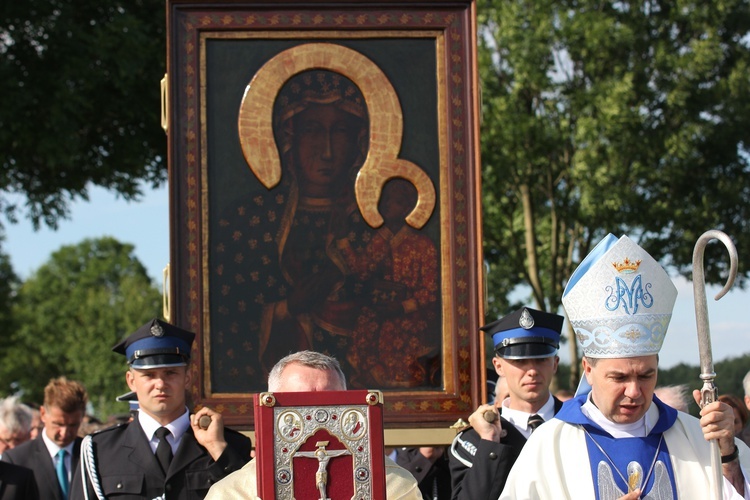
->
166;0;484;431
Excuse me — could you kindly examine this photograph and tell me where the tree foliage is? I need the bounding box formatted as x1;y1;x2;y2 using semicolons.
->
478;0;750;383
654;355;750;416
0;0;166;229
1;237;161;418
0;242;20;363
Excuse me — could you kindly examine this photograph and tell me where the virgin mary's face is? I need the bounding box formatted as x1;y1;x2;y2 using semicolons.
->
293;103;363;196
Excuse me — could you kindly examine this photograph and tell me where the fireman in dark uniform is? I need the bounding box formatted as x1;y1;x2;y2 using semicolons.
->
70;319;251;500
448;307;565;499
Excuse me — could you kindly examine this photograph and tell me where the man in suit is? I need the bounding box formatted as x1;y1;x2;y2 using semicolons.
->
70;318;252;500
0;461;38;500
3;377;87;500
448;307;565;499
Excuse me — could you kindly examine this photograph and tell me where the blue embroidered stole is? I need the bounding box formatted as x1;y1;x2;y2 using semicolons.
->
556;395;679;499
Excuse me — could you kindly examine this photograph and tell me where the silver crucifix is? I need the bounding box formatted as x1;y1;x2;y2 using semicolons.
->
296;441;351;500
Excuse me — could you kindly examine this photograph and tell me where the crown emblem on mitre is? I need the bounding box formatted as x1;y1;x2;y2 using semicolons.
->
562;234;677;359
612;257;642;274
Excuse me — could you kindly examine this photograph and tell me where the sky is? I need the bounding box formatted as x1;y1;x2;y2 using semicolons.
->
5;184;750;372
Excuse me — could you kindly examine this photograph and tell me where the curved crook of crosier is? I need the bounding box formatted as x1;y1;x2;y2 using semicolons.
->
691;229;739;382
237;42;436;228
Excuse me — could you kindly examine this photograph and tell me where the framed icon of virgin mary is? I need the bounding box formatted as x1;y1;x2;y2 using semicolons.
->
165;0;485;431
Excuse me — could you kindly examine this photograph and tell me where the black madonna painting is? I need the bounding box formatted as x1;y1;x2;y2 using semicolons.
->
208;43;441;393
166;1;483;427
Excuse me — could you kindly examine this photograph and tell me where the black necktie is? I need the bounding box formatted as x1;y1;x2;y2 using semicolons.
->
155;427;173;474
527;414;544;433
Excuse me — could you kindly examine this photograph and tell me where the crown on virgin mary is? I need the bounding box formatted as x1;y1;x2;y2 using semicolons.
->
562;234;678;358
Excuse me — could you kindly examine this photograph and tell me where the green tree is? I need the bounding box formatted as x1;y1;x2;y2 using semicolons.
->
478;0;750;387
1;237;161;418
0;241;20;372
657;355;750;416
0;1;166;229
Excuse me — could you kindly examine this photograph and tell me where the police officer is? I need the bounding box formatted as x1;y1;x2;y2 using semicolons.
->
448;307;565;499
70;319;252;500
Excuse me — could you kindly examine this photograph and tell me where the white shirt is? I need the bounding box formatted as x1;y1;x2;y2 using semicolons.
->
500;394;555;439
138;408;190;455
42;430;75;482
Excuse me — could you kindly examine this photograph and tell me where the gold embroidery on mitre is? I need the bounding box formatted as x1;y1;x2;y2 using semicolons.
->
621;328;643;342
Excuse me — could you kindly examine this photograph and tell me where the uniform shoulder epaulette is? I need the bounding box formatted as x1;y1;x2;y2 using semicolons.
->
89;421;130;437
449;429;477;468
456;432;477;456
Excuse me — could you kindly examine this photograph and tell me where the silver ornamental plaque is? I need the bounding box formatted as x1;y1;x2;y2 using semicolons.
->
273;404;371;499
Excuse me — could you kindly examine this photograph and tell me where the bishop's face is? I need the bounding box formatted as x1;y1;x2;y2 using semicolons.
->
583;355;658;424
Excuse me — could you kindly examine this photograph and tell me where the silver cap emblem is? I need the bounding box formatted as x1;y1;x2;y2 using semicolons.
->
519;309;534;330
150;323;165;337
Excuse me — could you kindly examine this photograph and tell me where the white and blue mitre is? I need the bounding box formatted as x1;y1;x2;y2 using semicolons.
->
562;234;677;360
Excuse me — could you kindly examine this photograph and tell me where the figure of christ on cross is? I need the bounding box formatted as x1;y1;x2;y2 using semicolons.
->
296;440;352;500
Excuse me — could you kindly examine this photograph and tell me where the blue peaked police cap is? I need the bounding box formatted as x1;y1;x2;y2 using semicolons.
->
482;307;564;359
112;318;195;369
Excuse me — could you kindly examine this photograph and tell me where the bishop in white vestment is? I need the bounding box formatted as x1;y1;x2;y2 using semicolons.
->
501;234;750;500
